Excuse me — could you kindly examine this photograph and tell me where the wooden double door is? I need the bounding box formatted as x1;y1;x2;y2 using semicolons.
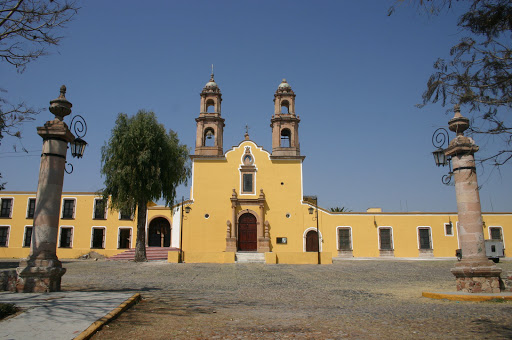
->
238;213;257;251
148;217;171;247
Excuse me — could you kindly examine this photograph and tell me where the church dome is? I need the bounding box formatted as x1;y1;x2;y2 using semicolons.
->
202;74;221;94
278;79;291;90
276;79;294;94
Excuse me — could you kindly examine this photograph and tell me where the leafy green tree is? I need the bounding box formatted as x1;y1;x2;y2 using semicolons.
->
101;110;190;262
391;0;512;166
0;0;78;189
329;207;352;212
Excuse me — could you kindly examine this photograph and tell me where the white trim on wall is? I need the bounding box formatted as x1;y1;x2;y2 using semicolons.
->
58;225;74;248
91;226;107;249
302;227;323;252
377;226;394;250
0;225;10;247
416;226;433;250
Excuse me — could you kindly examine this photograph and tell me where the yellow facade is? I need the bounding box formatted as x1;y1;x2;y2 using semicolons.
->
1;77;510;263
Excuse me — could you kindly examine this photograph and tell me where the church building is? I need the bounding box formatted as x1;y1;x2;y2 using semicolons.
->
0;75;510;264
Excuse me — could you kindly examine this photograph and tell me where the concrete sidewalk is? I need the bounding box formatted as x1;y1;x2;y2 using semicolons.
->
0;291;139;340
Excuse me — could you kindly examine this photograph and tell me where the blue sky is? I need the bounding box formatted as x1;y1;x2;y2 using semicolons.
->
1;1;510;212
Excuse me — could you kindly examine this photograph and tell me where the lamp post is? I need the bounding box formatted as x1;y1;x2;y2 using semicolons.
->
432;105;501;293
308;196;321;265
179;197;191;263
16;86;87;292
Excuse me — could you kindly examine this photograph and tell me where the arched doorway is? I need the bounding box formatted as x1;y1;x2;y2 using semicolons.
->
238;213;257;251
148;217;171;247
305;230;319;252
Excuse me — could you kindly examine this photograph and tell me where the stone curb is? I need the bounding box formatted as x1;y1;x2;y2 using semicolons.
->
74;293;141;340
422;291;512;302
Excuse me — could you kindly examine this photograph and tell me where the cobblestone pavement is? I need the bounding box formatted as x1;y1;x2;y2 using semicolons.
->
8;259;512;339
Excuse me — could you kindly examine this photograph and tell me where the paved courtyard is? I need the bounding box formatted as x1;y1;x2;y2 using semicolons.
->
4;259;512;339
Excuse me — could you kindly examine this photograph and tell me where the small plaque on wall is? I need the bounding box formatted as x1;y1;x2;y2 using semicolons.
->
276;237;287;244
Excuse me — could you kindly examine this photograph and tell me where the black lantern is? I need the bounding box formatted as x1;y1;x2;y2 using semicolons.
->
432;148;447;167
308;206;314;215
71;137;87;159
185;206;191;214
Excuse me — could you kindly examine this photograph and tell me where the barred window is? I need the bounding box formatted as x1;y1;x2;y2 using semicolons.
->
27;199;36;218
379;228;392;250
338;228;351;250
418;228;432;249
59;227;73;248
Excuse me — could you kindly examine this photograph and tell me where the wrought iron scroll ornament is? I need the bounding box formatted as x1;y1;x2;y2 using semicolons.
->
64;162;74;174
65;115;88;174
70;114;87;139
432;128;453;185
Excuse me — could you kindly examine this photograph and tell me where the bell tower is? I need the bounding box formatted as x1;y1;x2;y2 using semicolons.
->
195;72;225;156
271;79;300;157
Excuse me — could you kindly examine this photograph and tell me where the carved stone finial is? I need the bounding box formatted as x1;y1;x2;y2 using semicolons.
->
448;105;470;136
232;189;237;198
49;85;72;121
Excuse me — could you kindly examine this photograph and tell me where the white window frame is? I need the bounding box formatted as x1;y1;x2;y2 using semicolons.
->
58;225;74;248
118;209;134;221
0;197;14;218
92;198;107;220
61;197;77;219
377;226;394;251
91;226;106;249
336;226;353;251
0;225;10;247
488;226;505;248
22;225;33;248
417;226;433;250
117;226;133;249
302;227;323;252
26;197;36;219
444;222;454;236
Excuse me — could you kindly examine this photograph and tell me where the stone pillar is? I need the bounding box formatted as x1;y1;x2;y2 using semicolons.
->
16;86;75;293
445;106;502;293
226;189;237;252
257;189;270;252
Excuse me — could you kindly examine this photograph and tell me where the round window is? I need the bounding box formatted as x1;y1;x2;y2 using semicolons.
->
205;213;210;219
286;213;291;218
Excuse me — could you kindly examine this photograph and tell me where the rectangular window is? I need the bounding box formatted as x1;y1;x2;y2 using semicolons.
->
243;173;253;193
379;228;392;250
59;227;73;248
0;198;13;218
445;222;453;236
0;226;9;247
418;228;432;249
91;228;105;249
93;199;107;220
119;208;133;220
490;227;503;241
338;228;351;250
118;228;132;249
27;198;36;219
62;199;75;219
23;226;33;247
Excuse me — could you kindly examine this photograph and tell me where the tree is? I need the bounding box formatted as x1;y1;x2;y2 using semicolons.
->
0;0;78;189
329;207;352;212
392;0;512;166
101;111;191;262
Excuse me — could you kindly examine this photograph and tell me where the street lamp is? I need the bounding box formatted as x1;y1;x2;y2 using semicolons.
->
16;85;87;292
179;197;191;263
307;196;321;265
430;105;501;293
431;127;453;185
